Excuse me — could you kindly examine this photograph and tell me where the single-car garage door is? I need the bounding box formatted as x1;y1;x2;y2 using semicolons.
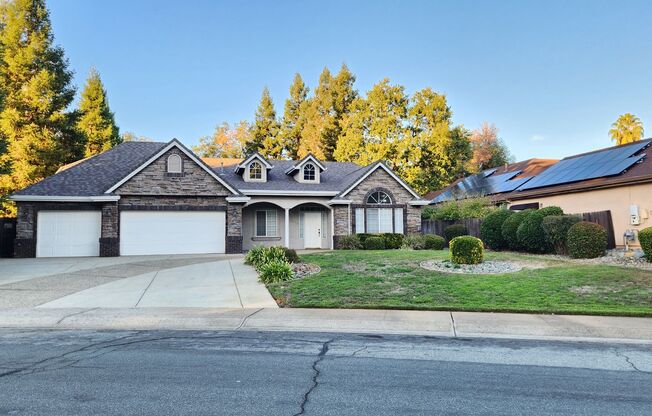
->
120;211;225;255
37;211;101;257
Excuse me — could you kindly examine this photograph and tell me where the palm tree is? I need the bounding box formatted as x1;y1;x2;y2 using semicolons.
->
609;113;644;145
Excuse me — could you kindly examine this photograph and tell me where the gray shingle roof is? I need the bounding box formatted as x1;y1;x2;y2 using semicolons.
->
14;141;166;196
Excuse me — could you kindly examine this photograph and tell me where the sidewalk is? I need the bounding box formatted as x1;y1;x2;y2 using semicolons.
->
1;307;652;344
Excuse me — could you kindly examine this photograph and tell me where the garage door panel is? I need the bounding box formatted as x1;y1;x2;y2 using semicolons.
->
120;211;225;255
36;211;101;257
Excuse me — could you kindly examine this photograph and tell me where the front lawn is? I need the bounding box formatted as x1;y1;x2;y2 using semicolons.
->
267;250;652;316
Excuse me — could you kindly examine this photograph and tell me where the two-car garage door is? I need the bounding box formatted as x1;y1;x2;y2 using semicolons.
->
120;211;225;255
36;210;225;257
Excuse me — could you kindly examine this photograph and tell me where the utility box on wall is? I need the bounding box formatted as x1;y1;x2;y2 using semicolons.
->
630;205;640;225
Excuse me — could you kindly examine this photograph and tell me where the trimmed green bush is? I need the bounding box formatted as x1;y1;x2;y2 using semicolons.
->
280;247;300;264
444;224;468;242
424;234;445;250
516;206;564;253
567;221;608;259
542;215;581;254
422;197;495;220
450;236;484;265
338;234;362;250
382;233;404;249
501;209;532;251
356;233;371;244
401;234;426;250
244;245;267;269
639;227;652;262
480;209;513;250
258;260;294;284
364;236;386;250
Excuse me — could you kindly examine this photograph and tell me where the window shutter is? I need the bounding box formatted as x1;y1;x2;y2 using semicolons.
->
355;208;365;234
394;208;404;234
378;208;393;233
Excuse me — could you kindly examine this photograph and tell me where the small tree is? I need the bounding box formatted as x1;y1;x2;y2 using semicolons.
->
468;122;513;172
77;68;121;157
247;87;281;157
609;113;644;145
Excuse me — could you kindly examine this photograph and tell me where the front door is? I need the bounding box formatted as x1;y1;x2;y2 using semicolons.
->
303;212;322;248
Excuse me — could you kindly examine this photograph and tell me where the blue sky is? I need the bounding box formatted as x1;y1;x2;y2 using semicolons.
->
50;0;652;161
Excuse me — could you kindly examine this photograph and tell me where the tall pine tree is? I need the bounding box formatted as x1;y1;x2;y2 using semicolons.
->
0;0;83;214
247;87;281;158
323;64;357;159
279;73;308;159
77;68;121;157
299;67;333;159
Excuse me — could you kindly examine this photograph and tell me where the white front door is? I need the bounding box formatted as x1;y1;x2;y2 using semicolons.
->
303;212;322;249
36;211;101;257
120;211;226;255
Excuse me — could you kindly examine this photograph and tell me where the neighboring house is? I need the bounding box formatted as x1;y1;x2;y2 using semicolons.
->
429;139;652;247
10;139;428;257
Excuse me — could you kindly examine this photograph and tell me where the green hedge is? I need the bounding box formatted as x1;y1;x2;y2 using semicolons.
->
501;209;532;251
382;233;404;249
401;234;426;250
444;224;468;242
542;215;581;255
450;236;484;265
516;206;564;253
337;235;362;250
567;221;607;259
480;209;513;250
424;234;445;250
639;227;652;262
364;236;386;250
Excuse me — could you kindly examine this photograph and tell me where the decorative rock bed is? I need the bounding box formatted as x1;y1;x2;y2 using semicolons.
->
292;263;321;278
420;260;528;274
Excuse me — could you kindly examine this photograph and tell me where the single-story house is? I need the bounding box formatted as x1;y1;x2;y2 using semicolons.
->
429;138;652;247
9;139;428;257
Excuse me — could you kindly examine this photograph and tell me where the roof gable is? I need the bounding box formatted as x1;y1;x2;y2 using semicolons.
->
338;162;422;200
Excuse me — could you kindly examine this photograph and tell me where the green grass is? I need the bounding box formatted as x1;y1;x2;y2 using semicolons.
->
267;250;652;316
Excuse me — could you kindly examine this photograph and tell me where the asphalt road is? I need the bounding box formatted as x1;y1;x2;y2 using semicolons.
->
0;330;651;415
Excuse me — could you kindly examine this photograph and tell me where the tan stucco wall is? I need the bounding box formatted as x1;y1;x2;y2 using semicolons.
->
509;183;652;247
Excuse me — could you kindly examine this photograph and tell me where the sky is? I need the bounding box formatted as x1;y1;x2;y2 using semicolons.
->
48;0;652;161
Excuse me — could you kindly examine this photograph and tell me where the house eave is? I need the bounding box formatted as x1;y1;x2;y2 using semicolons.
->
241;190;339;196
9;195;121;202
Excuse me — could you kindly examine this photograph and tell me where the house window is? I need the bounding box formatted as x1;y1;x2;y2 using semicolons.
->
366;208;393;233
167;154;182;173
255;210;277;237
303;163;316;181
367;191;392;204
249;161;262;180
355;208;365;234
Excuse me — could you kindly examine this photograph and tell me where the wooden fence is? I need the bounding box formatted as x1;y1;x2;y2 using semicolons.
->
422;210;615;249
0;218;16;258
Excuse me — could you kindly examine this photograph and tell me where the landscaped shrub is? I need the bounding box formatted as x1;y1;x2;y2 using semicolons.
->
422;197;495;220
244;245;268;269
280;247;300;264
258;260;294;284
382;233;404;249
364;236;386;250
424;234;445;250
449;236;484;265
356;233;371;244
444;224;468;242
338;234;362;250
639;227;652;262
480;209;513;250
516;206;564;253
542;215;581;255
567;221;608;259
401;234;426;250
263;246;288;266
501;209;532;251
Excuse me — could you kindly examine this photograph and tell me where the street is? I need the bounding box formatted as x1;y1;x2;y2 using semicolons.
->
0;330;650;415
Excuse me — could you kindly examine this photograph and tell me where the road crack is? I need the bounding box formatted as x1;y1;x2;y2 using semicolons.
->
614;349;648;373
293;338;335;416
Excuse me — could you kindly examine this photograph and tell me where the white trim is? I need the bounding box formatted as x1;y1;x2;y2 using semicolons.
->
284;154;327;174
329;206;335;249
225;196;251;203
339;162;421;199
10;195;120;202
408;200;430;206
327;199;352;205
236;153;273;172
104;139;240;195
240;190;339;196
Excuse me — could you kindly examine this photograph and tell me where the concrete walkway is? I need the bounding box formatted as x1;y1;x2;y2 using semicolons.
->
1;307;651;344
37;258;277;309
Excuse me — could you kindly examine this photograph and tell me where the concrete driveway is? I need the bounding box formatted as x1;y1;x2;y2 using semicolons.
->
0;255;277;309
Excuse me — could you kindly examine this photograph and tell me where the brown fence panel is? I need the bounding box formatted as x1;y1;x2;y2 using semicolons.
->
422;218;482;239
0;218;17;258
581;210;616;249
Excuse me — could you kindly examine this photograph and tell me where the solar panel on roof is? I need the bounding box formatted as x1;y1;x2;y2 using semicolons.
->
519;141;650;191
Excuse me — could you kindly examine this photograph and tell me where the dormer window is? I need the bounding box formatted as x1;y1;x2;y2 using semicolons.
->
249;161;262;180
167;154;182;174
303;163;316;181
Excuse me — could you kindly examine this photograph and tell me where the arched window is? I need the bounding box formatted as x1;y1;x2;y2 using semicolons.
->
366;190;392;204
249;161;262;180
167;154;182;173
303;163;316;181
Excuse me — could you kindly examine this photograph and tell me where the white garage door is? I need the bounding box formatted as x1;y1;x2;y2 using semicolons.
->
37;211;101;257
120;211;225;255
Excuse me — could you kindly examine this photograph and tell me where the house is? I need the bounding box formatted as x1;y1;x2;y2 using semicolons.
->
429;138;652;247
10;139;428;257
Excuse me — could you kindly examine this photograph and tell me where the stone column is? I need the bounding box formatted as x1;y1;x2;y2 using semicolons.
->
226;203;243;253
100;202;119;257
14;203;36;258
